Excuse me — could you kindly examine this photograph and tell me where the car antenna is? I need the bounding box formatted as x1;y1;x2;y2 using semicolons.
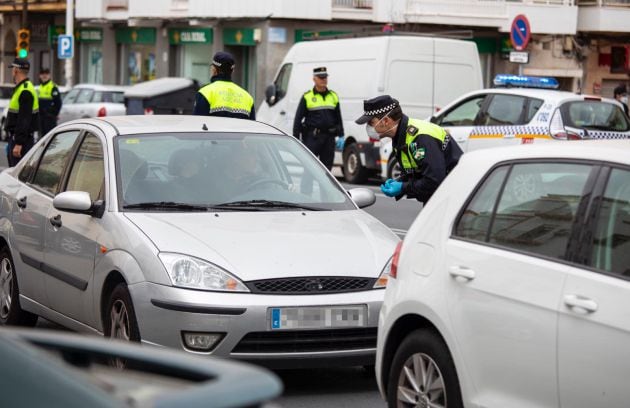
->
202;123;208;131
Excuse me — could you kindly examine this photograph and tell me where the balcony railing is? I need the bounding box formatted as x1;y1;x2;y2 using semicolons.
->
333;0;373;9
577;0;630;5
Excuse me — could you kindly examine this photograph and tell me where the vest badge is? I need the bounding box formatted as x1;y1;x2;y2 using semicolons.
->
407;125;418;136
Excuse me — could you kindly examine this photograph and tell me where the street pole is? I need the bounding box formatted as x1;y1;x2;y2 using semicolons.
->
65;0;73;87
21;0;26;28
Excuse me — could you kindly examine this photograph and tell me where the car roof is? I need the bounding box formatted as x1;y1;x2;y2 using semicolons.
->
465;140;630;166
124;77;196;98
63;115;286;136
71;83;129;92
464;88;620;105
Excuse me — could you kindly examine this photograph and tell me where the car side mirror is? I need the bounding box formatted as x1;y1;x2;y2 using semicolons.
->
429;115;438;124
348;188;376;209
53;191;104;217
265;84;277;106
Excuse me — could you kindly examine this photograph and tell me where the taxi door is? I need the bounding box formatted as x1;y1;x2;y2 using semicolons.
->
434;93;488;153
467;93;528;152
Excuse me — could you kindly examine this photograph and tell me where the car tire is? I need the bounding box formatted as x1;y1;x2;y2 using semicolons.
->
343;144;368;184
104;283;140;367
0;247;38;327
387;329;463;408
387;155;402;180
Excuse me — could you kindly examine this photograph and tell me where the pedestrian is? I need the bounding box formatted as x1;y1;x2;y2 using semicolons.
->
355;95;462;204
4;58;39;167
613;84;628;116
37;67;62;137
293;67;344;170
193;51;255;120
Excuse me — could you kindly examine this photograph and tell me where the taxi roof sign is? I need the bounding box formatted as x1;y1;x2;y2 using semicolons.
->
493;74;559;89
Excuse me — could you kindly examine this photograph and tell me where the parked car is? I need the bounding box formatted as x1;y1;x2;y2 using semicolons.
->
0;83;15;141
124;77;199;115
58;83;128;124
0;115;398;368
376;139;630;407
0;327;282;407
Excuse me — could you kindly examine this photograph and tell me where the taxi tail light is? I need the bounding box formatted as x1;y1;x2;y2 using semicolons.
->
97;106;107;117
144;107;154;115
551;130;582;140
390;241;403;279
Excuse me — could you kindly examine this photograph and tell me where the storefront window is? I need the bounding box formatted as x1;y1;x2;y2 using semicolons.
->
82;44;103;83
126;45;156;84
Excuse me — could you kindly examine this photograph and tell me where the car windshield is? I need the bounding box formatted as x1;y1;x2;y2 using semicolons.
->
560;101;630;132
115;132;355;211
93;91;125;103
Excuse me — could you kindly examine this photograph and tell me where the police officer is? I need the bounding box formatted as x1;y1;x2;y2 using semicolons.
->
38;67;62;136
5;58;39;167
193;51;255;120
613;84;628;116
355;95;462;204
293;67;344;170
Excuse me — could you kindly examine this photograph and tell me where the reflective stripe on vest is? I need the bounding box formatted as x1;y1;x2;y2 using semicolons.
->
398;118;446;171
39;81;55;100
8;80;39;114
198;81;254;116
304;90;338;111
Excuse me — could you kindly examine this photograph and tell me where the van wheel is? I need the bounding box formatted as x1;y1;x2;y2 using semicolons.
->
0;247;38;327
104;283;140;368
387;156;402;180
387;329;463;408
343;144;367;184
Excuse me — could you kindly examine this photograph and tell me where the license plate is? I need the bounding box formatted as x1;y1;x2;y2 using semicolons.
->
270;305;367;330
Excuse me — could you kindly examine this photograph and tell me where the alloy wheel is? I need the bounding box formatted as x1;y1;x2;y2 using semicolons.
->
347;152;359;175
0;257;13;320
109;299;131;369
396;352;447;408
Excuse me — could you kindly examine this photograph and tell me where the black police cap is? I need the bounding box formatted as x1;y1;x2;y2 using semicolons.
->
40;67;50;74
614;84;627;96
211;51;235;69
355;95;399;124
313;66;328;78
10;58;30;71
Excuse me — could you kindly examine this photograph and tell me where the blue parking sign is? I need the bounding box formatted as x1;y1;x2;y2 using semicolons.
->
58;35;74;59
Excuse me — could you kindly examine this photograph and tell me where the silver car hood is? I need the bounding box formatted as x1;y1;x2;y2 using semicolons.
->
124;211;399;281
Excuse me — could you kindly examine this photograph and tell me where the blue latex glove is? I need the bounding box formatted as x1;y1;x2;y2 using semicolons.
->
335;136;345;150
380;179;403;197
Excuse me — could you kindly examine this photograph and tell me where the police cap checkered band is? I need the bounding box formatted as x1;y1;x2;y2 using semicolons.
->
364;103;397;116
355;95;399;124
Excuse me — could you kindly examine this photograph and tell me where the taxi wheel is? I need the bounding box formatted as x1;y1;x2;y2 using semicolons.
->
343;144;367;184
0;247;38;327
387;156;402;180
387;329;463;408
105;283;140;368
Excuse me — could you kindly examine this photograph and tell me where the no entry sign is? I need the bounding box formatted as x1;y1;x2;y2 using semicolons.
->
510;14;531;51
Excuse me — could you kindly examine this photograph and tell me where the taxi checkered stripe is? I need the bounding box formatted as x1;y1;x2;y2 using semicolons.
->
586;131;630;140
470;125;550;138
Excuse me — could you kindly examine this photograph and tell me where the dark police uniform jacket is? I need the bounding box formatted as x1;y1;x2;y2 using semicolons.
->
394;115;462;203
293;87;344;139
5;78;39;146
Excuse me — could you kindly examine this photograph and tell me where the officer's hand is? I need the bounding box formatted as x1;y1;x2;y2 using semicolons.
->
380;180;403;197
335;136;345;150
12;144;22;158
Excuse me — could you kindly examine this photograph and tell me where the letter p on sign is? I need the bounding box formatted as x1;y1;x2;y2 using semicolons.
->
58;35;74;59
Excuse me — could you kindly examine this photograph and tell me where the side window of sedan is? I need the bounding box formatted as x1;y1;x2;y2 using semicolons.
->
18;142;46;183
31;131;81;195
65;133;105;201
478;94;527;126
589;168;630;276
437;95;486;127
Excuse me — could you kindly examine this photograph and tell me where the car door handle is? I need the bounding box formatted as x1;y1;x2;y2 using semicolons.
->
17;196;27;209
280;111;286;115
448;265;475;281
49;214;62;229
564;294;598;314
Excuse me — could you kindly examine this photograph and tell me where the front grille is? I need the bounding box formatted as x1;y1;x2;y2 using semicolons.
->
232;328;377;353
246;277;374;294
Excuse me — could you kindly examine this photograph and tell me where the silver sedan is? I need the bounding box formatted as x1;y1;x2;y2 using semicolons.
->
0;115;398;368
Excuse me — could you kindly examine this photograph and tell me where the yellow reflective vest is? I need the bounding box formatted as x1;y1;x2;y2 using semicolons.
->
198;80;253;117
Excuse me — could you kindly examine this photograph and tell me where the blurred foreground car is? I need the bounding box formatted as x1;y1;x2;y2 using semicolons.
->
0;115;398;368
0;327;281;408
58;83;128;123
377;140;630;407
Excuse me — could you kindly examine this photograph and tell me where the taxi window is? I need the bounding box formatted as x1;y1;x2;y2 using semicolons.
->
438;95;486;127
526;98;544;122
560;101;630;132
479;94;527;126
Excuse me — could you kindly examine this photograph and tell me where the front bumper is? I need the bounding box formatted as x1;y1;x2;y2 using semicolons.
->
129;282;384;368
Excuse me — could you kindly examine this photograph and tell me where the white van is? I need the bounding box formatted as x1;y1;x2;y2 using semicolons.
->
257;35;483;183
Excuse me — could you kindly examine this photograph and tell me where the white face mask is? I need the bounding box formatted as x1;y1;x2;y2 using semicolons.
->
366;111;396;139
621;96;628;105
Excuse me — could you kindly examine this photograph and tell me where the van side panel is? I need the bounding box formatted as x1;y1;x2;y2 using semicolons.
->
433;40;483;112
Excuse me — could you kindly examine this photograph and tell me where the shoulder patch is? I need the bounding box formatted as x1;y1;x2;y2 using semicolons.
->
407;125;418;136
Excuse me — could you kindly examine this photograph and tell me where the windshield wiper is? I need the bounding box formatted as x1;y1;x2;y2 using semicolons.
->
123;201;209;211
211;200;328;211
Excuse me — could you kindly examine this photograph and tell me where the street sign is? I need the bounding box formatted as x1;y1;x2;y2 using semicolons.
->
510;14;531;51
509;51;529;64
58;34;74;59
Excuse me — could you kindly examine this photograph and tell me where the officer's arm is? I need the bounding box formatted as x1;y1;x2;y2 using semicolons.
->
249;101;256;121
192;92;209;116
15;91;34;146
400;135;446;203
334;100;344;136
51;86;62;116
292;97;306;138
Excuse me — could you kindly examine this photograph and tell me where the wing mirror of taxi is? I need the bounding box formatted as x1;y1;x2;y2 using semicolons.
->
53;191;105;217
265;84;277;106
348;188;376;209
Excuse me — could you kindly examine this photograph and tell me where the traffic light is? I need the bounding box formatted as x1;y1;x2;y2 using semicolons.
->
16;28;30;58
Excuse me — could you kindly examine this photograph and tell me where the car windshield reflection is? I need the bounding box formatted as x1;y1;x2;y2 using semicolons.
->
115;133;354;211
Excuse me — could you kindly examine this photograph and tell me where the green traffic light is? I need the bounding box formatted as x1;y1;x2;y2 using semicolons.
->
17;49;28;58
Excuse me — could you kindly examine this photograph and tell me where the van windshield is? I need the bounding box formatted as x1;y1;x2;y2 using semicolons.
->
560;101;630;132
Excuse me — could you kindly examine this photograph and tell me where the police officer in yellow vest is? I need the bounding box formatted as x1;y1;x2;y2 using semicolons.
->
5;58;39;167
356;95;462;204
38;67;62;136
293;67;344;170
193;51;255;120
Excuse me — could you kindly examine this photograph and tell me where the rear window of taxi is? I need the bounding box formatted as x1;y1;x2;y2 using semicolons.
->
560;101;630;132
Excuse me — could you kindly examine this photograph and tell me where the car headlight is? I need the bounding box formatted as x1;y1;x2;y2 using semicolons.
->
373;256;392;289
158;253;249;292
